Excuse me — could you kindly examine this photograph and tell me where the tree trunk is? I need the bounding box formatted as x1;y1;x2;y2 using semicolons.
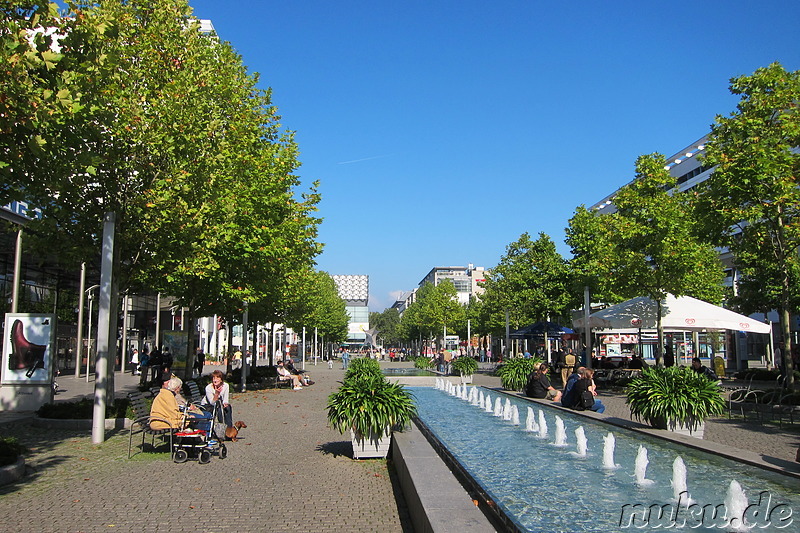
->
183;305;197;382
225;319;233;376
780;306;795;390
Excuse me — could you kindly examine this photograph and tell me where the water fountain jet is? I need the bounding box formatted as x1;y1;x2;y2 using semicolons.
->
602;432;618;469
574;426;588;457
554;416;567;446
634;445;654;486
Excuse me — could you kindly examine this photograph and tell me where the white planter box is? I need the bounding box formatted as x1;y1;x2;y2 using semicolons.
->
666;419;705;439
350;429;391;459
649;417;705;439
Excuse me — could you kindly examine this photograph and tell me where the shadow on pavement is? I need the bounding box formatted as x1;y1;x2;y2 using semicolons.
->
316;440;352;459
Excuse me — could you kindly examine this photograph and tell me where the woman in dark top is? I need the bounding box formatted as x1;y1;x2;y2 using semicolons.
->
525;363;561;402
570;368;605;413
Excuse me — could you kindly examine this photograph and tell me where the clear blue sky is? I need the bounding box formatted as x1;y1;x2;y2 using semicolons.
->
189;0;800;311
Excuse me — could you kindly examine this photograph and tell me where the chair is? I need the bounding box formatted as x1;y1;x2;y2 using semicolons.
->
726;388;763;422
127;391;176;459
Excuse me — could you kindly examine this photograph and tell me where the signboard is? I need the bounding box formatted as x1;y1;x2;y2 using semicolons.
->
2;313;56;385
601;334;638;344
161;331;188;370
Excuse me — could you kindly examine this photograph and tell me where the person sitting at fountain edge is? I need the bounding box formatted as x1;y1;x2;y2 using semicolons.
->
570;368;605;413
560;366;585;408
525;363;562;402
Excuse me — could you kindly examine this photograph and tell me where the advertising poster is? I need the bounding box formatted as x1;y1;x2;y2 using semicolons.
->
2;313;56;385
161;330;188;370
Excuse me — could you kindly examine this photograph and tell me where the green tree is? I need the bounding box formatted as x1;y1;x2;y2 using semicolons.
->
369;308;401;347
1;1;322;376
479;232;575;335
402;280;465;350
0;1;73;194
568;153;724;366
696;62;800;387
285;270;348;344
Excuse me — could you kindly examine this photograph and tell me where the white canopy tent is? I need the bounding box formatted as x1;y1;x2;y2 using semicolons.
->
573;294;771;334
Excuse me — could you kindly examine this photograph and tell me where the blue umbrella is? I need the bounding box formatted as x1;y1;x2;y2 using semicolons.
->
510;321;574;338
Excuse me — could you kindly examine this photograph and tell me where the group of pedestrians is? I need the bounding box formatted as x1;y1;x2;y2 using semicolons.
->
129;345;175;386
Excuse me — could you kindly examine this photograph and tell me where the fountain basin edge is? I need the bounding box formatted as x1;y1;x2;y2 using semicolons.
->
488;387;800;481
392;420;499;532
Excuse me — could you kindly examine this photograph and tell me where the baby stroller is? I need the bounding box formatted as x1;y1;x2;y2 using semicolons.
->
173;400;227;464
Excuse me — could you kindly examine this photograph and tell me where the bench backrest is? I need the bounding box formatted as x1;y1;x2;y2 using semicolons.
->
128;391;150;420
186;380;203;404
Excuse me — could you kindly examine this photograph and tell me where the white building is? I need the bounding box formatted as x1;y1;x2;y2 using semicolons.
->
332;274;369;346
418;264;486;305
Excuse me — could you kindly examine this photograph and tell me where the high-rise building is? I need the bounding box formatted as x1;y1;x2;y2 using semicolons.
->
332;274;369;346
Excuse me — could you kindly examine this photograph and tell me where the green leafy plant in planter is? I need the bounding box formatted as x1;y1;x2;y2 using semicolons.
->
414;355;435;370
0;437;27;467
450;356;478;377
327;374;417;458
626;366;725;436
496;357;542;391
345;357;383;380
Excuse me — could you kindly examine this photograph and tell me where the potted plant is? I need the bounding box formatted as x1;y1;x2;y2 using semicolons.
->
625;366;725;438
0;437;27;486
496;357;541;392
327;374;417;459
450;356;478;383
344;357;383;380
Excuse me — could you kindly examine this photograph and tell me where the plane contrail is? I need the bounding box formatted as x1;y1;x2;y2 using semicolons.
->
337;154;392;165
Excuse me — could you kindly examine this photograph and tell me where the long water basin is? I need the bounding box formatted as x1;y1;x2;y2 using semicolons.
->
411;386;800;532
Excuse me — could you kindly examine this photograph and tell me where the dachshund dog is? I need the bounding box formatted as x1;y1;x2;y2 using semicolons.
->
225;421;247;442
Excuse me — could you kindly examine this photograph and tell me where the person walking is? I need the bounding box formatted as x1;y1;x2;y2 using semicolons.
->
129;348;140;375
561;349;576;387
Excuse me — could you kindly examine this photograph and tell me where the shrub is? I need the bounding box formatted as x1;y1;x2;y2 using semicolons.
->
414;356;435;370
344;357;383;381
496;357;542;391
36;398;131;419
626;366;725;429
327;374;417;436
0;437;27;467
450;356;478;376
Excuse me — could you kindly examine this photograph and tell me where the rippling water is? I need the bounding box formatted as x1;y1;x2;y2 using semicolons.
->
412;386;800;532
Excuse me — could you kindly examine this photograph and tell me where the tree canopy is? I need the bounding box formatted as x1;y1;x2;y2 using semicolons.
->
1;0;323;372
567;153;724;365
478;232;574;336
696;62;800;386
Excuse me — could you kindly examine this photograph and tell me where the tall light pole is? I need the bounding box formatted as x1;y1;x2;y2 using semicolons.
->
84;284;100;382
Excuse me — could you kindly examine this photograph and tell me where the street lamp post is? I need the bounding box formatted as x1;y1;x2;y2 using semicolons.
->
84;284;100;382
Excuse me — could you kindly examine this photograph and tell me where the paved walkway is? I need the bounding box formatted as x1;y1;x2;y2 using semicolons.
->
0;362;412;533
2;362;799;533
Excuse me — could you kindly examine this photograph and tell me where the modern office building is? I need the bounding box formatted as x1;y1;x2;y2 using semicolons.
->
332;274;369;346
418;264;486;305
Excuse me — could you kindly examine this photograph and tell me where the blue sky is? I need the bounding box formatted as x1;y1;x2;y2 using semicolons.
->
189;0;800;311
